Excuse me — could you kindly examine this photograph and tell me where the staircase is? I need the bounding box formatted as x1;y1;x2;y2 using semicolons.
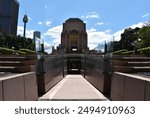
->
113;56;150;73
0;56;36;73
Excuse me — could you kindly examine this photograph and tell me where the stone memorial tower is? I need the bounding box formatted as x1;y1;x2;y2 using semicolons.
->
61;18;88;53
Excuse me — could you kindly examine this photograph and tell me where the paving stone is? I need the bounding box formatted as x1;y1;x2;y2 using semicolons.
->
39;75;108;101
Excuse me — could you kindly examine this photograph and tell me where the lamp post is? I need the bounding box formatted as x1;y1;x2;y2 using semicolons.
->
23;14;28;38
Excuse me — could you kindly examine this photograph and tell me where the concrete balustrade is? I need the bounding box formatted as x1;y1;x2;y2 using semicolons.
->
111;72;150;101
0;72;38;101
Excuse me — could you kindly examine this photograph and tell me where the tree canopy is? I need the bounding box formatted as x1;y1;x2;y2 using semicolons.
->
0;33;35;51
113;24;150;51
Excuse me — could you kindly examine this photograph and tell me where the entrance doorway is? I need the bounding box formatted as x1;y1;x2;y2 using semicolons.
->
67;57;81;74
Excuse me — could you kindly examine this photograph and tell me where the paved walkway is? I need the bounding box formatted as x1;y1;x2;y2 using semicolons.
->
39;75;108;101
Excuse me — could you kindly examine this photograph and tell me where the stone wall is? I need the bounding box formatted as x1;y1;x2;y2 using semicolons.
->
0;72;38;101
36;55;65;95
111;72;150;101
83;54;112;94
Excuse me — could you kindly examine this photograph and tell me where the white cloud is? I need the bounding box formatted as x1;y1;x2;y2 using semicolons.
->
17;25;53;53
44;25;62;46
38;21;52;27
28;17;32;21
95;22;104;26
42;22;144;50
45;21;51;27
17;26;34;39
129;22;144;29
38;22;43;25
112;22;144;42
87;28;112;49
113;30;124;41
87;22;145;49
17;21;145;52
81;12;99;19
44;41;52;53
142;13;149;18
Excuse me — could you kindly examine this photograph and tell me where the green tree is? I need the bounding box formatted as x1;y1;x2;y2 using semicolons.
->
120;27;140;50
138;26;150;48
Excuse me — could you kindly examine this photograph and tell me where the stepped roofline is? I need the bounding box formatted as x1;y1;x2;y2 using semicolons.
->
65;18;83;23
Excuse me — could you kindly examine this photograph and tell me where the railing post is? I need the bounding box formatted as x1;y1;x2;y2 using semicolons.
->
36;54;45;96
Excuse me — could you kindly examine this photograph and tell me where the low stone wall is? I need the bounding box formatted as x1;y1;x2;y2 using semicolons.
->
0;72;38;101
36;55;64;95
0;81;2;100
83;55;112;94
111;72;150;101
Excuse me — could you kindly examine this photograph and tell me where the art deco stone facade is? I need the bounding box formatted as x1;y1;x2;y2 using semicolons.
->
61;18;88;53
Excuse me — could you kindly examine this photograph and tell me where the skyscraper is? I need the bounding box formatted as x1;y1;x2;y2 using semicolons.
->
0;0;19;35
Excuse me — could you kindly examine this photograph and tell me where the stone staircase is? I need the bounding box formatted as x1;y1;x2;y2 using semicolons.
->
113;56;150;73
0;56;36;73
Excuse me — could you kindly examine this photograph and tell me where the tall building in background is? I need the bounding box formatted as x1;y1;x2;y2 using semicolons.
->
0;0;19;35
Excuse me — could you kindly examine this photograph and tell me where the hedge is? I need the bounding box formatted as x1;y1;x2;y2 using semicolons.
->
113;49;128;55
138;47;150;56
19;49;36;55
113;47;150;56
0;47;15;55
16;50;26;55
122;50;135;55
0;47;35;55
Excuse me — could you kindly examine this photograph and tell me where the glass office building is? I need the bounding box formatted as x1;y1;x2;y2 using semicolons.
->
0;0;19;35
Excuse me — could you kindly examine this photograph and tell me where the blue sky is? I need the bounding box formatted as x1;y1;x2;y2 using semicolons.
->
17;0;150;52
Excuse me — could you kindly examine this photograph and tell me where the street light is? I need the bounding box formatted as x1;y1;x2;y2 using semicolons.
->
23;14;28;38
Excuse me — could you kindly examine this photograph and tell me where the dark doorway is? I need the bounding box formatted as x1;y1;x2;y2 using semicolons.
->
67;57;81;74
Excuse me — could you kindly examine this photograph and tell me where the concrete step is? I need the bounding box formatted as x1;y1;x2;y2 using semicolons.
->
114;66;134;73
113;61;150;66
0;60;36;66
113;60;127;66
0;56;36;61
114;66;150;73
0;66;35;73
113;56;150;61
133;66;150;72
128;62;150;66
0;61;21;66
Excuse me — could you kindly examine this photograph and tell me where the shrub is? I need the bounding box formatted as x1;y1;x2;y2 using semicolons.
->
19;49;36;55
122;50;135;55
113;49;128;55
138;47;150;56
16;50;26;55
0;47;15;55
